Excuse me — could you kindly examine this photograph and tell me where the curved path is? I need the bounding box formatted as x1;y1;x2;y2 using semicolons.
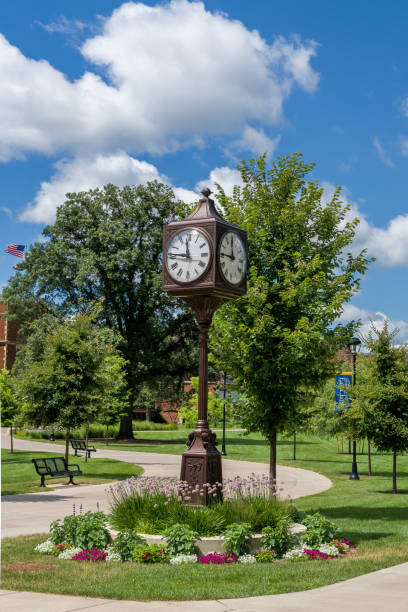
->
2;429;331;539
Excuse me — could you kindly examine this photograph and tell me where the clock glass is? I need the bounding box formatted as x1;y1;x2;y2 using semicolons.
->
218;231;246;285
166;229;211;283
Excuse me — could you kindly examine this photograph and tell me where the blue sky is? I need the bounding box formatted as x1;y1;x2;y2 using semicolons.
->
1;0;408;341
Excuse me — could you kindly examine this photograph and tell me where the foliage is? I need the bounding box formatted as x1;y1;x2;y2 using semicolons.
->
346;321;408;492
163;523;199;556
13;306;128;453
210;153;372;478
179;377;235;428
0;369;23;426
49;512;111;550
255;549;276;563
108;476;292;535
223;522;252;557
132;544;168;563
3;182;198;438
110;531;146;562
301;513;338;548
34;539;54;554
260;519;296;558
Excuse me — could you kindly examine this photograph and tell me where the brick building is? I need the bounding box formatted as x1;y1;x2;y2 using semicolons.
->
0;303;20;370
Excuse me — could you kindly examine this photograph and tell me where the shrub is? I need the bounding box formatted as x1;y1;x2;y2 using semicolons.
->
110;531;146;562
163;523;199;556
301;513;338;548
223;523;252;557
58;547;82;560
108;475;293;536
255;549;276;563
132;544;168;563
72;549;108;562
260;519;295;558
238;554;257;564
283;548;305;560
50;512;111;549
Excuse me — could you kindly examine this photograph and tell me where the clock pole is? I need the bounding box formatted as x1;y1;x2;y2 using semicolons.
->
162;188;247;504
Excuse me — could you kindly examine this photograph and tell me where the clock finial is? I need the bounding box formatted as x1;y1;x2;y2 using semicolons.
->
201;187;212;198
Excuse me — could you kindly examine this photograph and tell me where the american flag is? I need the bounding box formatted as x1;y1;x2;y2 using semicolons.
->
5;244;25;258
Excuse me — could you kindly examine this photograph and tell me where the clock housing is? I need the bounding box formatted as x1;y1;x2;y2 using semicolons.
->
162;190;247;300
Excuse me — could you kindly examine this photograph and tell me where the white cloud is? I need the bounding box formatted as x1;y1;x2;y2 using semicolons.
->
0;1;319;161
231;126;280;157
322;181;408;267
373;137;394;167
338;304;408;345
20;152;198;223
196;166;244;199
37;16;88;35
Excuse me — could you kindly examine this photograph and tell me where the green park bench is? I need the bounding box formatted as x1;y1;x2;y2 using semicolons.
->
71;439;97;458
32;457;82;487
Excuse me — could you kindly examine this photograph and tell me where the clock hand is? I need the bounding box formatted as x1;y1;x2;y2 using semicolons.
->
220;251;233;259
168;253;189;259
185;237;191;259
230;236;235;261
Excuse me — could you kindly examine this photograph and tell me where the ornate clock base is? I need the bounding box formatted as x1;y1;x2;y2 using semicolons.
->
180;423;222;506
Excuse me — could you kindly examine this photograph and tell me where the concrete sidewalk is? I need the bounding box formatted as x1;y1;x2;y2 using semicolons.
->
2;429;332;538
1;562;408;611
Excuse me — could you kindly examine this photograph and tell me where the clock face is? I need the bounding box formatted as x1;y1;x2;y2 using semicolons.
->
166;228;211;283
218;231;246;285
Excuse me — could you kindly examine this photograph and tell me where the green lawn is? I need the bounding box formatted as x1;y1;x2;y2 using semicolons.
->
2;533;407;601
2;431;408;600
1;449;143;495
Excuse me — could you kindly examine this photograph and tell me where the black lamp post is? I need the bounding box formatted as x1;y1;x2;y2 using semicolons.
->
221;371;227;456
347;336;361;481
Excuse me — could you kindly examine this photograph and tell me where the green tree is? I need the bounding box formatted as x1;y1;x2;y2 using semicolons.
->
0;369;20;426
15;305;128;462
348;321;408;493
210;154;372;480
3;182;198;438
178;377;234;428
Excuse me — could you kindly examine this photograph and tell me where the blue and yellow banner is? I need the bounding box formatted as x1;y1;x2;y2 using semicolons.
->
334;372;352;411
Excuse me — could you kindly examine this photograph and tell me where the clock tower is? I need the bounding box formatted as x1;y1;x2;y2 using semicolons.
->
162;188;247;499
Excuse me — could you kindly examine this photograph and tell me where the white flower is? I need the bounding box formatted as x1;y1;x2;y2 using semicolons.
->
318;544;339;557
58;547;82;560
169;555;197;565
34;539;54;554
238;554;256;564
283;548;305;560
106;545;122;562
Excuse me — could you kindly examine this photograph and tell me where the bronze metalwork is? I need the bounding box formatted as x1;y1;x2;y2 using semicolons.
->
162;188;247;503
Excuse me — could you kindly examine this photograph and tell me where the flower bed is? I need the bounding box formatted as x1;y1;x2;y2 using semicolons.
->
33;503;355;568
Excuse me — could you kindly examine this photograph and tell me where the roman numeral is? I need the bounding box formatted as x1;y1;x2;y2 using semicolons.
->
198;261;206;268
171;262;178;270
201;252;208;257
186;270;190;280
195;235;199;243
238;267;242;273
221;261;226;268
177;268;183;277
239;258;243;263
187;233;192;241
194;268;199;275
178;236;184;243
199;242;206;249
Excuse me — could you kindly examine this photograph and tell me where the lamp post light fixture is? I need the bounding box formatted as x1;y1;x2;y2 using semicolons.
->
347;336;362;481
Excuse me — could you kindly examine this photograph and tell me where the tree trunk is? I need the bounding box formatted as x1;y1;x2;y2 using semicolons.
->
85;423;89;463
105;424;109;446
269;431;277;493
118;406;134;439
10;424;13;454
293;431;296;461
65;428;70;464
368;439;372;476
393;452;397;494
348;439;351;454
